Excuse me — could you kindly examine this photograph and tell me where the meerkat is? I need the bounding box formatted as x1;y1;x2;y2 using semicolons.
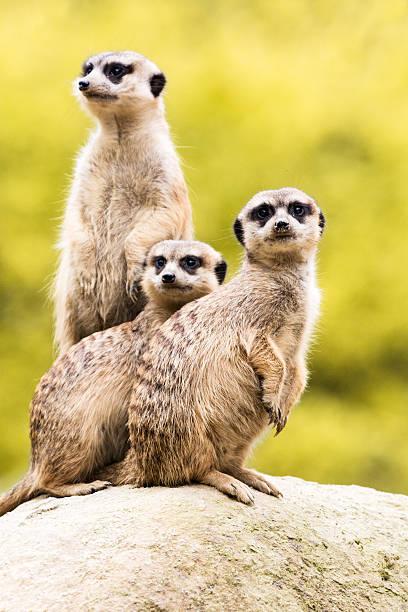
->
0;241;227;517
54;51;193;353
98;188;325;505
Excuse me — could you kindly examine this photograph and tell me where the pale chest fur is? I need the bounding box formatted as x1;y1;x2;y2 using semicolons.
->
74;129;179;256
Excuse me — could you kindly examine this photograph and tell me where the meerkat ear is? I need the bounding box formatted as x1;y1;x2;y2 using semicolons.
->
318;211;326;234
233;217;245;245
215;260;227;284
150;72;166;97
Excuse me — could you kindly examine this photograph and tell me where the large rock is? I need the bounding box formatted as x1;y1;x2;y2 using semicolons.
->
0;476;407;611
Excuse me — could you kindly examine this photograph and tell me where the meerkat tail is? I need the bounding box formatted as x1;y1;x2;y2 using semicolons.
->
0;472;38;517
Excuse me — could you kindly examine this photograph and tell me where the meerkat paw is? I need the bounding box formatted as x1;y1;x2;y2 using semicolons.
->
227;480;255;505
78;271;96;297
83;480;112;494
198;470;255;505
126;278;142;301
126;265;144;302
227;467;282;498
262;393;282;426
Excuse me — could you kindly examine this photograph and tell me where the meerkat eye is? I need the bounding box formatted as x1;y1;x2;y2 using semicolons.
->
289;202;310;219
104;63;132;82
83;63;93;76
181;256;202;272
256;205;269;219
110;65;125;77
154;256;166;271
251;204;273;223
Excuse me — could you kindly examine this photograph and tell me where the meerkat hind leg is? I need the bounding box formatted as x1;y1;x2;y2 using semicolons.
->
226;466;282;498
198;470;255;505
39;480;111;498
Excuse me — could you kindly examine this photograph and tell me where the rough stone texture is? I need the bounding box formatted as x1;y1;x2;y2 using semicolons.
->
0;477;407;611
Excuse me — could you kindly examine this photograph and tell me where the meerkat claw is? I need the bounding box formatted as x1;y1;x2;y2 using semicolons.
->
274;415;288;436
266;404;280;426
126;279;141;301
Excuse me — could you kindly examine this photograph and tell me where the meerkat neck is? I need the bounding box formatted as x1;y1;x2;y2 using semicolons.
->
96;105;168;141
244;251;316;276
239;253;316;290
143;300;184;321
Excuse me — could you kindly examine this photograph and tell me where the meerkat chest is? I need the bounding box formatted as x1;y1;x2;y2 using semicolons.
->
78;136;167;224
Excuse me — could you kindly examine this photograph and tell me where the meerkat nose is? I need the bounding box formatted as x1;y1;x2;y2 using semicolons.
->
162;273;176;284
78;80;90;91
275;220;290;232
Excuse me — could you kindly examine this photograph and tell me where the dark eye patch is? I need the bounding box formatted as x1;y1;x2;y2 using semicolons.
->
82;62;93;76
250;203;275;227
288;202;311;223
154;256;166;273
180;256;202;274
103;62;133;84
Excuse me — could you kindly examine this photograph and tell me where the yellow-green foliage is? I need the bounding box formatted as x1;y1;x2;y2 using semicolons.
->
0;1;407;493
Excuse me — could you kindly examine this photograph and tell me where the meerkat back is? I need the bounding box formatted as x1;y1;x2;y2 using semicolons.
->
54;51;193;353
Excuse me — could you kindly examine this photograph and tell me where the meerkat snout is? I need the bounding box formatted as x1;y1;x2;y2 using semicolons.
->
162;273;176;284
78;80;89;91
275;220;290;232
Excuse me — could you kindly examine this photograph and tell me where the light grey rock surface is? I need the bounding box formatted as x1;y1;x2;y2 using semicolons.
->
0;476;407;611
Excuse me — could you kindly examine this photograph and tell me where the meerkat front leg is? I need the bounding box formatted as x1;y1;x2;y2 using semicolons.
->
63;202;98;298
275;357;307;434
72;238;97;298
124;202;192;301
54;249;98;353
245;333;286;425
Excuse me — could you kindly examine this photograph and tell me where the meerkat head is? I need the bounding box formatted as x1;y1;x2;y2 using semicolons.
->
74;51;166;116
233;188;325;264
142;240;227;309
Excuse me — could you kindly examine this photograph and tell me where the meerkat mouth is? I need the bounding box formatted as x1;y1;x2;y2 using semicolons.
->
267;234;294;242
163;285;193;292
83;93;118;101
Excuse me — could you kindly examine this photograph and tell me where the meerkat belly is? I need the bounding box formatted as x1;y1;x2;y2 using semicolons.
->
202;348;267;445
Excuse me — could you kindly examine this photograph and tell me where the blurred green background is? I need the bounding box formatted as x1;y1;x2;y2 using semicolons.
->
1;0;407;494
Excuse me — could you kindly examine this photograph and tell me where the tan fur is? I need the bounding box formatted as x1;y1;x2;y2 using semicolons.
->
54;51;193;353
98;188;324;505
0;241;226;516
